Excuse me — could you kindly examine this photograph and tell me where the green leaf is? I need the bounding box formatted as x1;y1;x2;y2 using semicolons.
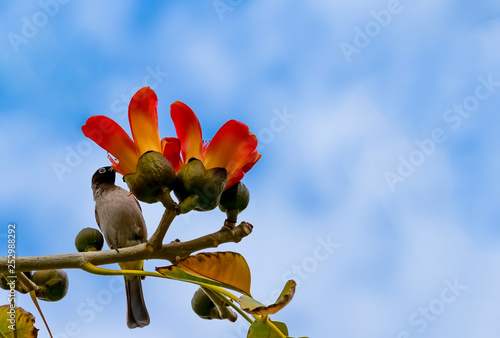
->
238;295;266;310
239;280;296;315
156;252;252;296
0;305;39;337
247;320;288;338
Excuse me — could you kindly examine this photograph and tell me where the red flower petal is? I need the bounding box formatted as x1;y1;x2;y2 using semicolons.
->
129;87;161;155
241;150;262;174
161;137;182;171
204;120;260;187
82;116;139;175
170;101;203;163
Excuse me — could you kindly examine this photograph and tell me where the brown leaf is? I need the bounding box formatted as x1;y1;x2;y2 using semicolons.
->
239;280;296;315
157;251;252;296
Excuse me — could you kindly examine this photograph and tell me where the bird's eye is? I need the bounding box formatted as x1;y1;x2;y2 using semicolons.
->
98;167;106;174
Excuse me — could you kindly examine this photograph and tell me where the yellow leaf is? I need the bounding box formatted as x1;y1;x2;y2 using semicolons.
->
247;320;289;338
0;305;39;337
239;280;296;315
156;251;252;296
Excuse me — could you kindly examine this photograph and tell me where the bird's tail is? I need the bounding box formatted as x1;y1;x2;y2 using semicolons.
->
124;276;150;328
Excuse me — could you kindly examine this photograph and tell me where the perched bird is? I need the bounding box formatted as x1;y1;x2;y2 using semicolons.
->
91;166;150;328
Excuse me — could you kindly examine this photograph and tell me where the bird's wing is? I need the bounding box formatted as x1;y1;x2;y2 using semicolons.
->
94;207;102;231
134;198;142;211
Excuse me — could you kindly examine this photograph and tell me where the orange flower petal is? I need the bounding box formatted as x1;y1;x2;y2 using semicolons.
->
170;101;203;163
82;116;139;175
225;152;261;189
108;154;128;176
204;120;260;186
129;87;161;155
161;137;182;171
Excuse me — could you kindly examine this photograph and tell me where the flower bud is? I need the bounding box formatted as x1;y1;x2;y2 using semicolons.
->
124;151;176;204
219;182;250;222
191;287;237;322
32;270;69;302
75;227;104;252
174;159;227;213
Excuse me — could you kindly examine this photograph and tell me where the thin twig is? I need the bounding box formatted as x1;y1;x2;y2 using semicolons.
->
16;272;38;293
148;193;179;250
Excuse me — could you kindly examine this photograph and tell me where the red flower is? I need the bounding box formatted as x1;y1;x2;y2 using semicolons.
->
171;101;261;190
82;87;181;175
82;87;260;190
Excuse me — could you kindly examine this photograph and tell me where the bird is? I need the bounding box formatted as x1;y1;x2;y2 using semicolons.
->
91;166;150;328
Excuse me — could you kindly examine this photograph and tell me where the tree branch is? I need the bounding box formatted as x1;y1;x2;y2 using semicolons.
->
0;221;253;274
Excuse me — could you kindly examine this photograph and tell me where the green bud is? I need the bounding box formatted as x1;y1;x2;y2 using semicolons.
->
191;287;237;322
219;182;250;222
75;227;104;252
32;270;69;302
124;151;176;204
174;159;227;213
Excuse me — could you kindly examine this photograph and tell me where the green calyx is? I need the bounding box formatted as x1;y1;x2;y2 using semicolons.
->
174;158;227;213
74;227;104;252
219;182;250;222
191;287;237;322
32;270;69;302
124;151;176;204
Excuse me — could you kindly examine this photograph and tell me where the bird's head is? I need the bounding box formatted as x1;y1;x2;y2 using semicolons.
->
91;166;116;187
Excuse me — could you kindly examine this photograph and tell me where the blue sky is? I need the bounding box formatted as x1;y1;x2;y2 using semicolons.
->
1;1;500;337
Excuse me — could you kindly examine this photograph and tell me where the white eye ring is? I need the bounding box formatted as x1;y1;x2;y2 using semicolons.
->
98;167;107;174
